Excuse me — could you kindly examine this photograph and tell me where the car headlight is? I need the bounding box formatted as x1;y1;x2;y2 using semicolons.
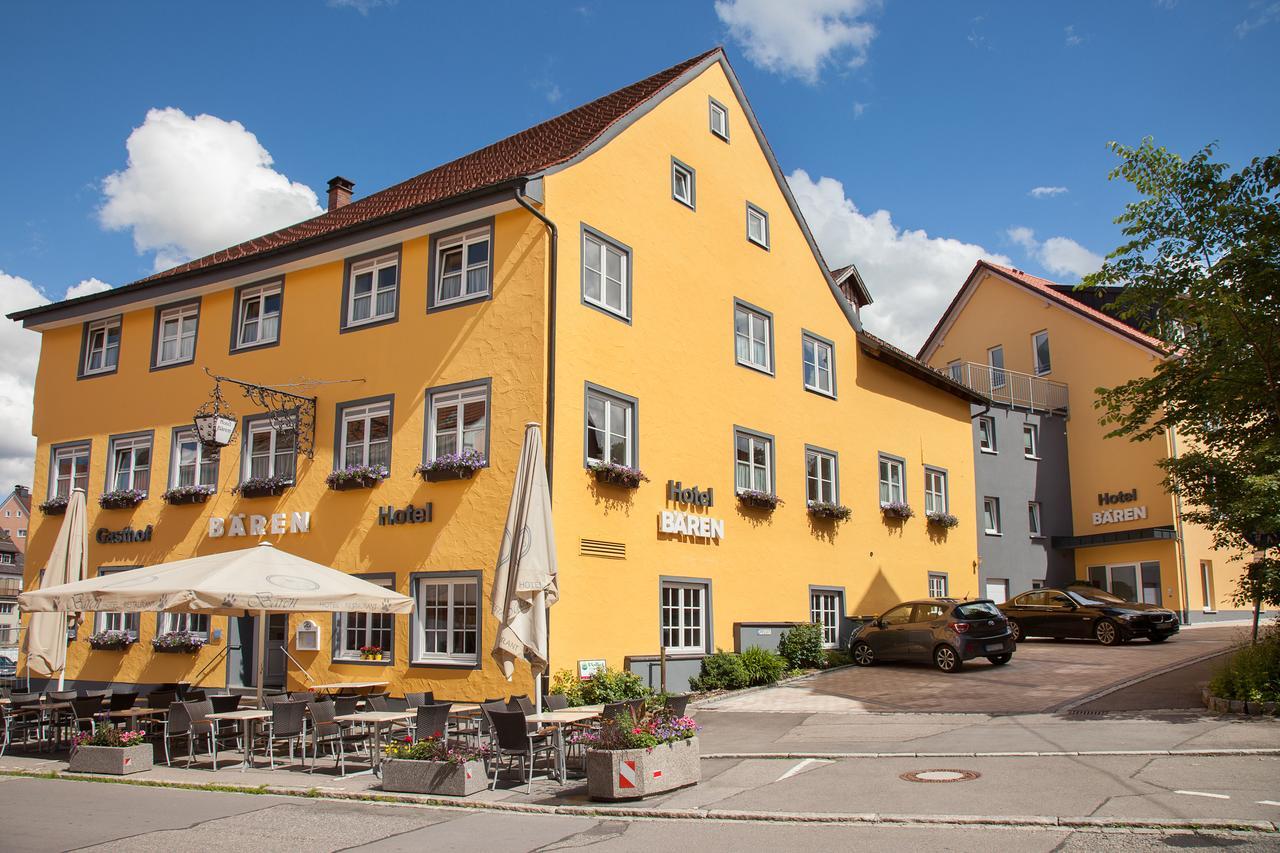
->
1118;613;1137;620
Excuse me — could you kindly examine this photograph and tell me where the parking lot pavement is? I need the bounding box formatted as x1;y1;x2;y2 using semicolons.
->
701;623;1251;715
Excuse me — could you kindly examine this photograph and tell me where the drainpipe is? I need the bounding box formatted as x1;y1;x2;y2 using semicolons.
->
514;182;558;498
1168;425;1192;624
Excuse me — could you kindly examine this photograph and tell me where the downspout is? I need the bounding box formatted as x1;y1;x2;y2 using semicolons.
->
1168;425;1192;624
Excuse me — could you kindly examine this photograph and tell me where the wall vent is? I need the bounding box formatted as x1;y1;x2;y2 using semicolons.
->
580;538;626;559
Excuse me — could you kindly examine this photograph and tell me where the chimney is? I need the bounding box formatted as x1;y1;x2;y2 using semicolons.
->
14;485;28;498
327;176;355;211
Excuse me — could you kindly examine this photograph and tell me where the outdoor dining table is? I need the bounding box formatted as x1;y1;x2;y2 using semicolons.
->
333;710;414;778
106;707;167;724
524;708;604;782
204;708;272;772
308;681;390;695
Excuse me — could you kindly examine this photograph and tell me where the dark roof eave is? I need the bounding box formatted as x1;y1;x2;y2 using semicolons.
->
857;332;988;405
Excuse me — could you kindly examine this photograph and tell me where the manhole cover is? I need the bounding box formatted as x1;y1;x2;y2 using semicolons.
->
899;769;981;783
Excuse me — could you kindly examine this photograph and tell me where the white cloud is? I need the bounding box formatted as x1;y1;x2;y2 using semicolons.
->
1006;226;1103;279
1236;2;1280;37
1064;24;1084;46
715;0;879;83
852;101;868;119
99;107;323;272
0;271;50;491
1029;186;1068;198
327;0;397;14
64;278;113;300
788;169;1011;353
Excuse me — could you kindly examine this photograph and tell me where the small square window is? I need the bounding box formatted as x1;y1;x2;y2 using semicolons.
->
978;416;997;453
337;575;395;662
338;400;392;471
585;385;637;468
734;301;773;373
51;443;90;500
1023;424;1039;459
802;333;835;396
709;97;729;140
433;226;491;308
159;612;210;640
154;302;198;368
878;455;905;506
82;317;121;376
171;428;219;490
983;496;1002;535
107;434;151;495
345;252;399;328
928;573;949;598
746;203;769;249
671;158;695;209
234;283;282;350
735;430;774;495
1028;501;1043;537
428;383;490;464
243;416;297;483
946;360;963;383
582;227;631;320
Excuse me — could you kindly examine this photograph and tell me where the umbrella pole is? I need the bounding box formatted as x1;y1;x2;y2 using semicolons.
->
255;610;267;709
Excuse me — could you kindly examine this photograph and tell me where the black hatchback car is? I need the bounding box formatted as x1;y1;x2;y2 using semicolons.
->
998;585;1180;646
850;598;1015;673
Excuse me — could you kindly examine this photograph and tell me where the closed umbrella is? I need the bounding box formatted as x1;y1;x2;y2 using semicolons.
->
491;422;559;714
23;488;88;689
20;540;414;707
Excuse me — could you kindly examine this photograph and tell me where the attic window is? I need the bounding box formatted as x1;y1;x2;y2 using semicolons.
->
709;97;729;141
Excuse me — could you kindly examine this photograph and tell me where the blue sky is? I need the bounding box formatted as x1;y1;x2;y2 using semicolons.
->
0;0;1275;482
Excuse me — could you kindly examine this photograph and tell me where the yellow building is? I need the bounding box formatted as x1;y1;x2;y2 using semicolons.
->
12;48;983;698
920;260;1252;621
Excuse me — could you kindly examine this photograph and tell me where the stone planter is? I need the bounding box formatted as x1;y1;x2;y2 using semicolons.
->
381;758;488;796
586;737;700;801
68;743;152;775
420;467;476;483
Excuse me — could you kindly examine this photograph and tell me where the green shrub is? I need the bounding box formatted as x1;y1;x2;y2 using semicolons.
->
824;649;852;668
691;650;749;691
1209;635;1280;702
739;646;786;686
778;622;826;669
549;666;650;706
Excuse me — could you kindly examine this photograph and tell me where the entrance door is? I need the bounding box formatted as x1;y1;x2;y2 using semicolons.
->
226;614;287;689
984;579;1009;604
264;615;287;689
1086;564;1141;603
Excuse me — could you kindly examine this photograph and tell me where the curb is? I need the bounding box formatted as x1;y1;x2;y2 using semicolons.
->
1052;646;1241;713
3;769;1276;833
700;747;1280;760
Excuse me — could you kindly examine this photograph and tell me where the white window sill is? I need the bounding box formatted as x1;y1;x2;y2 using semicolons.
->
979;448;998;455
234;338;278;351
433;292;491;309
583;297;630;322
1202;609;1217;614
1024;455;1041;461
1030;534;1046;540
736;358;774;376
984;531;1003;537
344;314;396;329
804;384;836;399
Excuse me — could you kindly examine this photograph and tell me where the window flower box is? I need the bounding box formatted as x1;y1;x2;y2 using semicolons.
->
926;511;960;529
737;489;782;511
88;630;135;651
152;630;205;654
416;449;485;482
325;465;388;491
382;736;492;796
99;488;145;510
588;461;649;489
807;501;852;521
162;485;215;505
39;497;68;516
233;476;291;499
880;501;915;520
359;645;384;661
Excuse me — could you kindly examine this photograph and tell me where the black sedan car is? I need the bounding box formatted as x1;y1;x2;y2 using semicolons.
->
998;585;1180;646
850;598;1015;672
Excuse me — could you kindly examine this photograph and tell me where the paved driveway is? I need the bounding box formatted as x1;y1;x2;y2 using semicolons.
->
701;624;1251;714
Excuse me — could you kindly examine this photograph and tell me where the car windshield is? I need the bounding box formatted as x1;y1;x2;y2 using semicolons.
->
954;601;1002;619
0;656;13;665
1068;587;1126;605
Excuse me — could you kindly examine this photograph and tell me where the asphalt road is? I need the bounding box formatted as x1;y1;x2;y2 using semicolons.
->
1;776;1275;853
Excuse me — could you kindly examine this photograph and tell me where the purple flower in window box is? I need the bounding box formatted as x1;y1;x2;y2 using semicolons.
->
152;630;205;653
737;489;782;510
88;630;135;651
39;496;69;515
926;511;959;529
99;488;145;510
162;484;216;505
587;460;649;489
325;464;389;491
233;476;292;498
880;501;915;520
415;449;486;482
807;501;852;521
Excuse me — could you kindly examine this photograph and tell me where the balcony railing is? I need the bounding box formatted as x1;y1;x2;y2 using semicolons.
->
945;362;1069;414
0;577;21;597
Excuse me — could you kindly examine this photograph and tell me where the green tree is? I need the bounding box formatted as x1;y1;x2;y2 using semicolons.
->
1083;139;1280;640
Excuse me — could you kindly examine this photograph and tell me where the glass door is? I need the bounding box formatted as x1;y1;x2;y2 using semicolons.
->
1086;564;1139;602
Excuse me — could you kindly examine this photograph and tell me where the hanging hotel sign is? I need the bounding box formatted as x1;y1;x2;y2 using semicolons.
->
1093;488;1147;526
208;511;312;537
96;524;153;544
377;501;433;526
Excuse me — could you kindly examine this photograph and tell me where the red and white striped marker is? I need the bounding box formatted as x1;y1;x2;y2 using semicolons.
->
618;760;637;789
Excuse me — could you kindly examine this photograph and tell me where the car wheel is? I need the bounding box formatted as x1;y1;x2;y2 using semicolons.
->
1095;619;1120;646
933;645;962;673
1149;635;1169;643
1008;620;1023;643
852;641;876;666
987;654;1012;665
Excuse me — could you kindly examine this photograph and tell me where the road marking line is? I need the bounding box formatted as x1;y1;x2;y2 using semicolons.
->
776;758;829;782
1257;800;1280;807
1174;790;1230;799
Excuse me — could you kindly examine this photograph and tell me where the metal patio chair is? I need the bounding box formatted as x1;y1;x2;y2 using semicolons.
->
256;700;308;770
308;700;369;776
488;710;561;794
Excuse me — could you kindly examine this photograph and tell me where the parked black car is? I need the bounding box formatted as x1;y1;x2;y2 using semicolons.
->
998;585;1180;646
0;655;16;678
849;598;1015;673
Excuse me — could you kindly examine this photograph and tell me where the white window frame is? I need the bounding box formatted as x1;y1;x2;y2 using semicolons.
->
671;158;695;209
171;428;219;489
878;455;905;506
946;359;963;382
746;203;769;248
585;389;635;467
734;303;772;373
1028;501;1043;538
1031;579;1045;590
346;253;399;327
236;283;282;349
735;430;773;494
978;416;997;453
983;496;1002;535
924;467;948;515
428;384;489;462
805;448;837;505
50;445;90;500
709;97;729;140
108;434;151;495
928;572;949;598
1032;330;1052;376
95;567;141;638
434;227;491;307
988;345;1006;389
155;303;198;367
159;612;210;640
412;576;480;665
582;230;630;319
1023;423;1039;459
1200;560;1216;613
810;589;842;649
339;401;392;470
802;333;835;396
243;417;297;482
337;576;395;661
661;581;707;655
83;317;121;375
17;529;25;538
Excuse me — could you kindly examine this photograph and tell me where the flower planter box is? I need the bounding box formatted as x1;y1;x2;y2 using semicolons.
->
328;475;382;491
237;483;289;499
592;469;642;489
40;502;67;516
68;743;153;775
164;492;211;505
100;496;144;510
381;758;488;797
586;737;700;801
88;642;132;652
421;467;475;483
153;644;203;654
737;494;779;511
807;503;851;521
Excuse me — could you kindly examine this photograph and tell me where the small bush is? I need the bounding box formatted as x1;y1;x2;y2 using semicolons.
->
691;650;749;691
739;646;786;686
549;667;650;706
1209;633;1280;702
824;649;852;668
778;622;826;669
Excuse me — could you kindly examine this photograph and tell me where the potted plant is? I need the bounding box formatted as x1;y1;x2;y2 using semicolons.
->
88;629;135;651
737;489;782;511
325;464;388;491
415;449;486;482
926;510;960;529
577;710;701;801
880;501;915;520
99;488;145;510
162;484;216;505
807;501;852;521
39;496;68;516
382;734;493;796
359;644;384;661
152;630;205;653
588;460;649;489
68;728;152;775
233;475;291;499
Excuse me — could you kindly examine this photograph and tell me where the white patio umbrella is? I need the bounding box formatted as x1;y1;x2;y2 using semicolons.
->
19;540;414;707
491;422;559;714
23;488;88;690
